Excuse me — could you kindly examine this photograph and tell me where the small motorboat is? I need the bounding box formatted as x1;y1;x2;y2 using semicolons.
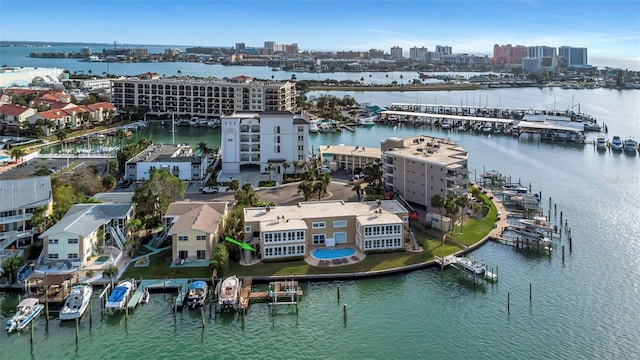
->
60;284;93;321
6;298;44;333
187;281;208;308
105;280;135;310
217;275;239;310
455;257;486;275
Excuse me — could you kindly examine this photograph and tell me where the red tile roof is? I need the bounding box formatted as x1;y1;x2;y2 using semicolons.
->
37;109;68;119
87;102;116;110
0;103;33;116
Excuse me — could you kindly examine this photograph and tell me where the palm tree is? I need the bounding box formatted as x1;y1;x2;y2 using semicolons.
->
295;161;304;180
444;194;461;235
455;195;470;234
177;69;182;78
282;161;290;179
297;180;314;201
369;73;372;85
266;162;274;182
196;141;210;157
400;74;404;86
352;183;362;201
10;148;25;163
313;180;324;201
292;160;300;179
386;73;389;85
430;194;445;227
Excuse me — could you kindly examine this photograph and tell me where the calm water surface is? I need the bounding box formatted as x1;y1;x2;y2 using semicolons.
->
1;65;639;359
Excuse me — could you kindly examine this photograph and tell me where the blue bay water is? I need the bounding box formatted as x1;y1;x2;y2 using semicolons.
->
1;45;640;359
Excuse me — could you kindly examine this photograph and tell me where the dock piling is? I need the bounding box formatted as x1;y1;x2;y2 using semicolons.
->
30;319;34;346
507;292;510;314
343;304;348;323
75;317;79;343
529;283;532;304
569;236;572;253
201;307;205;329
89;300;92;329
337;286;340;301
562;245;565;262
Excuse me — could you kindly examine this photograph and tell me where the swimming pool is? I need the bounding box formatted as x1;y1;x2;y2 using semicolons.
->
311;247;356;260
94;255;109;264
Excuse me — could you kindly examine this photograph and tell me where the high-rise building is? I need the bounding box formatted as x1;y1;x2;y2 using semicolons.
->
220;111;310;177
390;46;403;59
235;42;246;53
492;44;528;65
263;41;275;55
522;57;542;73
559;46;588;67
369;49;384;59
409;47;428;62
111;76;296;117
435;45;452;55
527;46;556;59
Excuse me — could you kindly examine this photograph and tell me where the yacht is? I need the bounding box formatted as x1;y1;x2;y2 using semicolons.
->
509;225;546;239
596;134;607;151
217;275;239;311
60;284;93;321
309;120;319;133
105;280;135;310
357;116;376;127
610;136;623;151
623;137;637;153
482;122;493;133
440;119;453;130
187;280;208;308
6;298;44;333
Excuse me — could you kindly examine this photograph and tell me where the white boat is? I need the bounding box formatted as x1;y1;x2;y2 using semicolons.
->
59;284;93;321
6;298;44;333
596;134;607;150
519;216;557;232
217;275;239;310
482;122;493;133
357;116;376;127
440;119;453;129
623;137;637;153
455;257;486;275
140;288;150;304
105;280;135;310
610;136;623;151
309;121;319;133
509;225;546;239
187;280;208;308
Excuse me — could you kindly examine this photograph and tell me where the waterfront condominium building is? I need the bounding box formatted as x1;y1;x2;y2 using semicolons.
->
110;76;296;118
390;46;403;59
559;46;588;67
380;135;468;213
220;111;309;182
491;44;528;65
409;47;428;62
243;200;410;260
527;46;556;59
124;144;207;182
435;45;452;55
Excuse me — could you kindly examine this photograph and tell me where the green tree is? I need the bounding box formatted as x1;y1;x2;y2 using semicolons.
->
266;162;274;182
282;161;290;177
297;180;314;201
352;183;362;202
132;168;186;228
210;243;229;276
444;194;461;235
103;265;119;288
102;174;116;190
1;255;22;284
430;194;445;224
292;160;300;179
10;148;25;163
196;141;211;157
29;206;49;233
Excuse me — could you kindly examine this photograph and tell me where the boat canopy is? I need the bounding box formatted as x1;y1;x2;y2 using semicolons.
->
108;286;128;302
189;281;207;290
18;298;39;307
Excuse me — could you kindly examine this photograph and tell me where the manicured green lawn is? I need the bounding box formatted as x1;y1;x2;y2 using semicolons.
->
121;190;498;279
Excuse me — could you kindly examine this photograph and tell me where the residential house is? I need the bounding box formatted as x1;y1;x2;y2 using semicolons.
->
124;144;206;182
39;203;134;268
0;176;52;249
0;103;37;131
164;201;230;263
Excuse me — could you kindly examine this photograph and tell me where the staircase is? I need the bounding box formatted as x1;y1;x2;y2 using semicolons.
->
150;232;168;248
108;226;126;251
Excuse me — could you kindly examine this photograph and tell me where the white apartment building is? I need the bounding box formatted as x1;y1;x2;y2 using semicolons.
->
410;47;428;62
110;76;296;118
243;200;409;260
381;135;468;213
125;144;206;182
220;111;309;181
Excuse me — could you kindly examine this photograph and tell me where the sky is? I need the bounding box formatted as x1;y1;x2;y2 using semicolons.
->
1;0;639;60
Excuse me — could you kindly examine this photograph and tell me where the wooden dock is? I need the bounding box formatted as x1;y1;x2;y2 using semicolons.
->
237;277;251;310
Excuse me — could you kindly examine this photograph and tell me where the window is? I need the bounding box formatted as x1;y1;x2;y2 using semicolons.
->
48;239;58;245
68;253;79;259
298;145;304;151
68;238;78;244
196;250;206;260
298;135;304;141
312;222;326;229
333;220;347;228
178;236;188;241
313;234;325;245
196;235;206;241
245;226;251;233
48;253;59;259
178;250;188;259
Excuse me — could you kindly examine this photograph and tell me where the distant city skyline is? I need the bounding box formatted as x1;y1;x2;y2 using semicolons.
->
1;0;639;61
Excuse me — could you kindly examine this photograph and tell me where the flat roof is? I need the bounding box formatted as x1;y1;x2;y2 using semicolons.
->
128;144;202;163
318;144;381;159
383;135;467;166
0;176;52;212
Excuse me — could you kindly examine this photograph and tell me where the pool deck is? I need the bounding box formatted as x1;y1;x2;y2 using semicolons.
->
306;246;366;267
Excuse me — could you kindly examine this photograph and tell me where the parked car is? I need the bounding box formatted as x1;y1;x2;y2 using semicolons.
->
201;186;219;194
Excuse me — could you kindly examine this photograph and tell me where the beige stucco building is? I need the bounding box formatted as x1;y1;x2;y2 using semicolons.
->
243;200;409;261
381;135;468;213
164;201;230;263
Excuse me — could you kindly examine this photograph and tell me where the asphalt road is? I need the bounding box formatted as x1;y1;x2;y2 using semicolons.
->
0;157;109;180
